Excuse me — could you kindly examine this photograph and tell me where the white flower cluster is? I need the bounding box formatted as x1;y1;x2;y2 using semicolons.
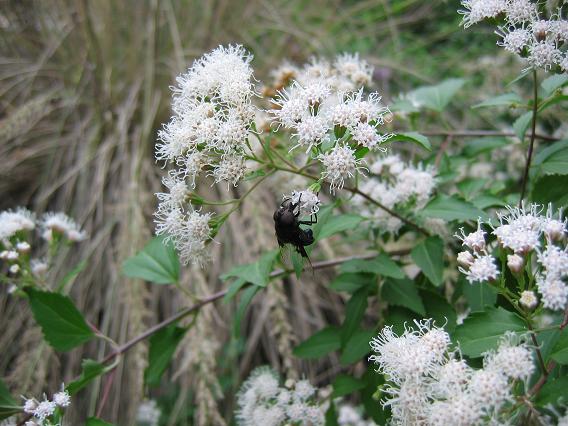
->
236;367;324;426
155;44;257;265
0;208;86;282
459;0;568;73
136;399;161;426
22;385;71;425
284;189;321;217
269;55;392;191
456;203;568;310
337;403;376;426
352;155;437;233
369;321;534;426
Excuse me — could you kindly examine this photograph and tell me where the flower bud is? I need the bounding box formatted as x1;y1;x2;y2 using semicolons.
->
544;220;565;242
9;264;20;274
457;251;474;268
519;291;538;310
16;241;31;253
507;254;524;273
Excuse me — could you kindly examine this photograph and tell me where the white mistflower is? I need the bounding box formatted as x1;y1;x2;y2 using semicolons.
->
457;251;475;268
527;40;561;71
493;203;543;253
468;369;511;409
156;173;188;209
22;398;38;414
53;389;71;407
560;55;568;73
496;26;531;53
351;122;387;150
176;150;205;188
507;253;524;273
531;20;554;39
271;86;308;129
318;144;365;192
211;155;247;189
485;334;535;381
16;241;30;253
460;253;500;284
0;250;18;260
32;399;56;421
0;208;35;241
459;0;507;28
30;259;48;277
432;359;472;398
334;52;374;86
537;244;568;279
428;396;481;426
520;290;538;309
40;212;87;242
287;190;321;216
292;114;331;153
543;211;566;241
504;0;537;24
293;380;316;401
537;275;568;310
456;223;486;252
9;264;19;274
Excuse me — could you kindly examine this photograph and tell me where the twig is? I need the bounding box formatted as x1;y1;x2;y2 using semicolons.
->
530;361;556;397
560;305;568;330
519;70;539;206
420;129;558;142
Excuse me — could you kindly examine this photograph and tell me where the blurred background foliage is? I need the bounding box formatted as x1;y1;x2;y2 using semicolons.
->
0;0;554;424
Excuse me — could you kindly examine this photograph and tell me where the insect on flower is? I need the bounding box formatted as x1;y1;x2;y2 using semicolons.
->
273;193;318;266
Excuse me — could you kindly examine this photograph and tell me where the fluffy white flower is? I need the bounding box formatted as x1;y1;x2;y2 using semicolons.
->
507;253;524;273
0;208;35;241
493;203;543;253
16;241;30;253
456;223;486;252
351;122;387;150
32;399;56;421
136;399;161;426
496;26;531;53
318;144;364;192
527;40;561;71
292;114;331;153
210;155;248;189
504;0;537;23
30;259;48;277
459;0;507;28
22;398;38;414
40;212;87;242
537;244;568;279
428;395;481;426
293;379;316;401
460;253;500;283
537;274;568;310
9;264;19;274
457;251;475;268
334;52;374;86
53;389;71;407
287;190;321;216
468;369;511;409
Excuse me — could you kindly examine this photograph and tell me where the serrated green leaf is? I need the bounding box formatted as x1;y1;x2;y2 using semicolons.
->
221;250;279;288
406;78;466;112
540;147;568;175
420;195;487;221
389;132;431;151
340;328;376;365
317;214;363;240
26;288;94;352
340;254;404;279
532;174;568;206
341;287;369;345
293;327;341;359
535;376;568;406
463;137;509;157
0;379;19;420
382;278;425;315
86;417;115;426
331;374;366;398
454;307;525;357
411;236;444;287
145;325;187;387
462;279;498;312
122;236;179;284
66;359;106;395
550;329;568;364
330;273;375;294
513;111;533;140
472;93;522;109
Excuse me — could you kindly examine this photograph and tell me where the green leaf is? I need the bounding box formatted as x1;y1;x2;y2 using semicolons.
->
340;328;376;365
341;287;369;345
389;132;432;151
331;374;366;398
382;278;426;315
472;93;522;109
531;174;568;206
463;137;509;157
550;329;568;364
411;236;444;287
221;250;279;287
317;214;363;240
361;366;388;424
420;195;487;221
462;280;498;312
26;288;94;352
539;146;568;175
406;78;466;112
325;400;339;426
340;254;404;279
291;249;304;279
541;74;568;97
535;376;568;406
454;307;525;357
122;236;179;284
513;111;533;140
471;194;507;210
293;327;341;359
533;140;568;167
243;168;266;181
233;285;261;336
86;418;115;426
457;179;487;201
66;359;106;395
330;273;375;294
223;278;247;303
0;379;19;420
145;325;187;387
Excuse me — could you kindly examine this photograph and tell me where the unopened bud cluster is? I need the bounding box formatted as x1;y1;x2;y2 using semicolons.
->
369;321;534;426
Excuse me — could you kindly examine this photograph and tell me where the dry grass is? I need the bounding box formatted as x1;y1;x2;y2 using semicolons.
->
0;0;475;424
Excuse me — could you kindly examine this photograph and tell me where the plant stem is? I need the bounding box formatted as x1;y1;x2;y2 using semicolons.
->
420;130;558;142
518;70;539;206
